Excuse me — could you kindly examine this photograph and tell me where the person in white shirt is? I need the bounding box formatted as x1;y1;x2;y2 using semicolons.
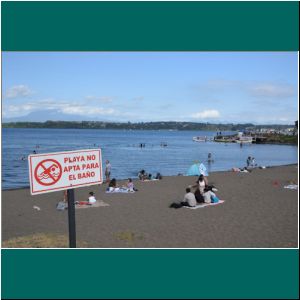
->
169;188;197;209
182;188;197;207
88;192;97;204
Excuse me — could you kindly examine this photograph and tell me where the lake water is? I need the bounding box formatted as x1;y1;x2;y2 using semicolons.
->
1;128;298;190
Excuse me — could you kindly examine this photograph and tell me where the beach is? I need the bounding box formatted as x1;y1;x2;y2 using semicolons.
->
2;164;298;248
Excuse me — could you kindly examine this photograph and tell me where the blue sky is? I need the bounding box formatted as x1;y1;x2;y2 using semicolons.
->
2;52;298;124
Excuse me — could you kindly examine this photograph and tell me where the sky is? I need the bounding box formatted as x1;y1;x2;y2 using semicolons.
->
2;52;298;124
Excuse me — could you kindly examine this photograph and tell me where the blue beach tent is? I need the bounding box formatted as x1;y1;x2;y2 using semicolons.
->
186;163;208;176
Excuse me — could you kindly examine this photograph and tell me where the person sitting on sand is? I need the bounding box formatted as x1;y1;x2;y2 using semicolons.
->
125;178;138;192
203;186;219;204
182;187;197;207
138;170;148;181
88;191;97;204
169;188;197;208
107;178;123;192
75;191;97;206
155;172;162;180
108;178;117;188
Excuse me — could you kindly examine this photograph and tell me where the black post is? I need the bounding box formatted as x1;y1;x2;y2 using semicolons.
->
67;189;76;248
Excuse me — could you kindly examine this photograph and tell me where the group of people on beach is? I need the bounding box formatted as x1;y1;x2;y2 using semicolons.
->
138;170;162;181
105;160;135;192
107;177;138;192
104;160;162;193
232;156;262;173
170;174;219;209
62;157;215;208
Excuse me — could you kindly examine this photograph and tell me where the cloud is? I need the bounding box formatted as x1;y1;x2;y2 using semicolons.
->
191;109;220;119
249;83;295;98
158;103;174;110
61;106;115;116
193;79;296;100
4;85;34;99
85;96;114;103
132;96;144;102
3;99;117;118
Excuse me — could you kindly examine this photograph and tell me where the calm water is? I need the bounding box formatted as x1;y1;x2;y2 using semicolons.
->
1;128;298;190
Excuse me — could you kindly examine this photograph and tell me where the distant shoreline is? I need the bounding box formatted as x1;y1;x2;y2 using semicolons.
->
2;121;295;132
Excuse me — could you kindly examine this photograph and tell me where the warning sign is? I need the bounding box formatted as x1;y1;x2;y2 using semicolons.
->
34;159;63;186
28;149;103;195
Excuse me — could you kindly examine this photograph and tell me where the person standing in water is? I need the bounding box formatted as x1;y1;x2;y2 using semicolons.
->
208;153;213;163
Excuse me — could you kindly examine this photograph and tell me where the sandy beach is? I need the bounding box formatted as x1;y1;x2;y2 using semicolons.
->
1;164;298;248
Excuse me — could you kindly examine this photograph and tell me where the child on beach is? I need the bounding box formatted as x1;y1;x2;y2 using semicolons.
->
88;191;97;204
125;178;138;192
75;191;97;206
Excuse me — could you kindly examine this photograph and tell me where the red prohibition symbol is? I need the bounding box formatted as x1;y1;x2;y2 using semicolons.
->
34;159;63;186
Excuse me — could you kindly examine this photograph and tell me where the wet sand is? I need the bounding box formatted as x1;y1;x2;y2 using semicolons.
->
1;164;298;248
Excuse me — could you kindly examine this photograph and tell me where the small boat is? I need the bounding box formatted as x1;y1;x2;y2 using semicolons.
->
236;136;253;143
192;136;207;142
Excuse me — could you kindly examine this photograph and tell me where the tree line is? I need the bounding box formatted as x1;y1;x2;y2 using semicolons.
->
2;121;294;131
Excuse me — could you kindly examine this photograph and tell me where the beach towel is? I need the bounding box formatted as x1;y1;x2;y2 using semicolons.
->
106;187;135;193
284;185;298;190
142;179;159;182
184;200;225;209
76;200;109;209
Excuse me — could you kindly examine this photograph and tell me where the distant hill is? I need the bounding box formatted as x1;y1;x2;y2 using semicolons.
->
2;121;294;131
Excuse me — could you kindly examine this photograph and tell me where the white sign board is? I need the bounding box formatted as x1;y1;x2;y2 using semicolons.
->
28;149;103;195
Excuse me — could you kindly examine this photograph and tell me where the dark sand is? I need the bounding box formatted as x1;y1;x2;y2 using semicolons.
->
2;165;298;248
